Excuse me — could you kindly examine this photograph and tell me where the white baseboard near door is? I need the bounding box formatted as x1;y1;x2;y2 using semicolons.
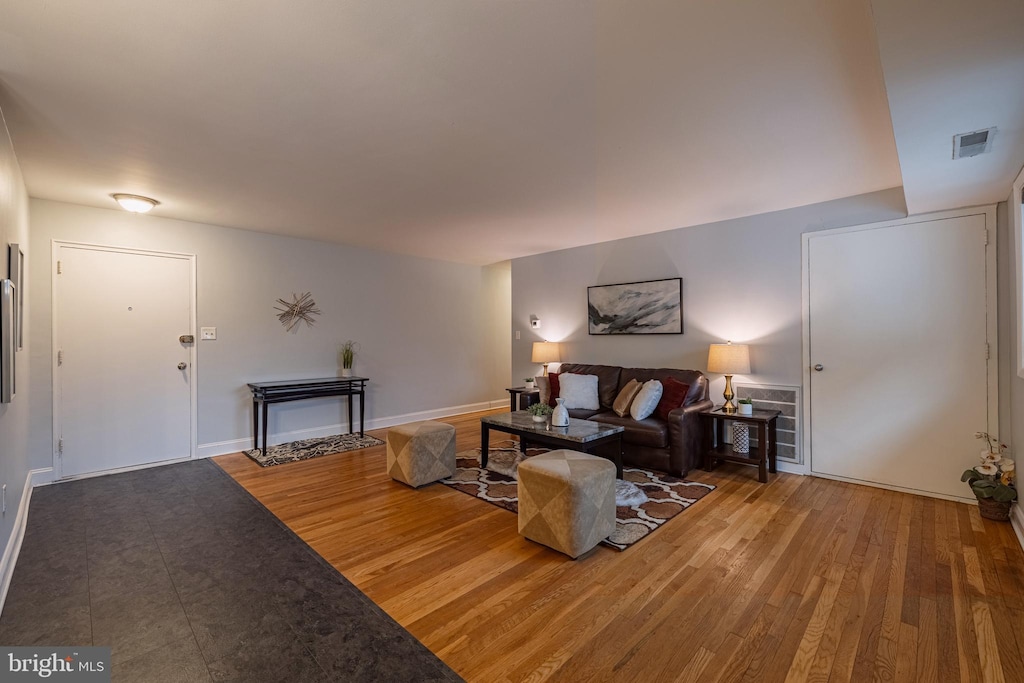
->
1011;503;1024;552
197;398;508;459
0;467;54;616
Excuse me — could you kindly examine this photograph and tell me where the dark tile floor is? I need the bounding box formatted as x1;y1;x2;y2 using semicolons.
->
0;460;461;683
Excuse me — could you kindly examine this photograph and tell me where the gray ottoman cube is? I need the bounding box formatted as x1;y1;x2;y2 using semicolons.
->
386;420;456;487
517;450;616;558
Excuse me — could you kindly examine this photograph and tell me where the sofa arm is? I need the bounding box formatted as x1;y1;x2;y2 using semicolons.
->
666;399;713;477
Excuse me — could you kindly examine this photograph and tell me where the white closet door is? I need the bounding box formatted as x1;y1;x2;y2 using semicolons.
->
807;213;992;499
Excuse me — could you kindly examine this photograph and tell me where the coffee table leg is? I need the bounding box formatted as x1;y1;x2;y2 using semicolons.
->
481;422;490;468
615;435;623;479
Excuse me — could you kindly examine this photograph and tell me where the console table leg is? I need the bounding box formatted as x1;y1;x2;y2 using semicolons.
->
347;395;354;435
252;399;259;453
769;419;778;474
359;391;365;437
261;402;269;456
480;423;490;468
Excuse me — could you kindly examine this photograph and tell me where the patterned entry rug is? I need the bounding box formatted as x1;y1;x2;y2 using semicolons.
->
441;444;716;551
244;433;384;467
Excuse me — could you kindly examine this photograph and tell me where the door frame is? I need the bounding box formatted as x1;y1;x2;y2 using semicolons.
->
800;206;999;494
51;240;198;479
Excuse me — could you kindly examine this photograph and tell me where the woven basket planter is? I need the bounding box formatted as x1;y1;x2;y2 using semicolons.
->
977;497;1012;522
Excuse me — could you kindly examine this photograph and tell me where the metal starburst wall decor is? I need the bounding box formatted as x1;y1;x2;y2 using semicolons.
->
275;292;321;332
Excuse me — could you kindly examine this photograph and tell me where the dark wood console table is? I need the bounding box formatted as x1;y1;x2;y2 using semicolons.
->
247;377;367;455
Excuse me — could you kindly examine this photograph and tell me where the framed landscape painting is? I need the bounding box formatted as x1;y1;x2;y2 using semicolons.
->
587;277;683;335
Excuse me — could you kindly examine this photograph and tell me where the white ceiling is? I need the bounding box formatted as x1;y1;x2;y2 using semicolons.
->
0;1;1011;265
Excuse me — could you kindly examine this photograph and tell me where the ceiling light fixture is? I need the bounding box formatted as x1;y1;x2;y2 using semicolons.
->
111;193;160;213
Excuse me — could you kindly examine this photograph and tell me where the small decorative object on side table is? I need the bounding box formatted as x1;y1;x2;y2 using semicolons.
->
699;405;780;483
962;431;1015;521
523;377;536;391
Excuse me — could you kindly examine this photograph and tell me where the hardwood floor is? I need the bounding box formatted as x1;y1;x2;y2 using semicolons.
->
216;409;1024;682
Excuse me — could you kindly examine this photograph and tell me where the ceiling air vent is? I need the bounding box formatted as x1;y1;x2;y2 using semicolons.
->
953;127;996;159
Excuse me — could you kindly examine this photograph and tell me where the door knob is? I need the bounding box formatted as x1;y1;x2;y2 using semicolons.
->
177;362;187;370
813;364;824;372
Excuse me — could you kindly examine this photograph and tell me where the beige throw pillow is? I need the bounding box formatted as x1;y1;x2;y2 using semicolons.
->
612;379;642;417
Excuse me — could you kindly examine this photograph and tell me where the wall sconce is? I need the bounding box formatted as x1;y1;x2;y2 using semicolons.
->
530;316;541;329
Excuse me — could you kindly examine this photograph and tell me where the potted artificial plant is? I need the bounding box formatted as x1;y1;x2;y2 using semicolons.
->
527;402;552;423
737;398;754;416
524;377;536;391
961;432;1016;521
340;340;357;377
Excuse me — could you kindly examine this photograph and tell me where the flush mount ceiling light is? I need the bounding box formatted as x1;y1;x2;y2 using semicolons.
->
111;193;160;213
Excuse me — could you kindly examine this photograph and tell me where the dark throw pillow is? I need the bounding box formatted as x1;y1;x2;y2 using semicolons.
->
547;372;561;407
655;377;690;421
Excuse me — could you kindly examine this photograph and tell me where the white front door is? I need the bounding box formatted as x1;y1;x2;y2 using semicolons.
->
806;211;995;499
54;244;195;478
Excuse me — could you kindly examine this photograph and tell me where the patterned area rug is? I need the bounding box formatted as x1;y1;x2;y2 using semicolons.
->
244;433;384;467
441;444;716;551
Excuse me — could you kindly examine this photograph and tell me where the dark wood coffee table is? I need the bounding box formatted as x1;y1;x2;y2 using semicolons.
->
480;411;625;478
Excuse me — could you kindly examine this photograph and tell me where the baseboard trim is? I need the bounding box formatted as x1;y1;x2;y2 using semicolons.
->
810;470;976;504
197;398;507;458
0;468;52;615
1011;503;1024;552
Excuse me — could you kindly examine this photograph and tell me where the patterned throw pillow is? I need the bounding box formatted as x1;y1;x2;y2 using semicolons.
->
655;377;690;421
630;380;664;421
612;379;642;417
535;376;550;405
558;373;600;410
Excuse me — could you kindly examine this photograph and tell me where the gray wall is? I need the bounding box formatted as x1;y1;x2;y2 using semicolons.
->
0;111;32;553
28;199;510;465
511;188;908;412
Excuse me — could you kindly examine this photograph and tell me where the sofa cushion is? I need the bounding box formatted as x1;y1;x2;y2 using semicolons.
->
568;408;602;420
558;373;600;410
620;367;708;406
630;380;663;420
535;375;550;405
655;377;690;421
557;364;622;409
612;379;642;417
589;412;669;449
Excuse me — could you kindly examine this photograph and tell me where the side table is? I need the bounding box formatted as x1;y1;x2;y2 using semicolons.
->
505;387;541;412
698;406;781;483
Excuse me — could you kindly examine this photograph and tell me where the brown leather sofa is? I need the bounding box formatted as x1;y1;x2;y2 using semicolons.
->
557;363;713;477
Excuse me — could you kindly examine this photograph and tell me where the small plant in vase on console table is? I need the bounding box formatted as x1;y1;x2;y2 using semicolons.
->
962;432;1016;521
527;402;552;423
524;377;536;391
340;340;358;378
737;398;754;416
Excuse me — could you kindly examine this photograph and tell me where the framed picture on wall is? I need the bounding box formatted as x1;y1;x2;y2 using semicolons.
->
8;244;23;350
587;277;683;335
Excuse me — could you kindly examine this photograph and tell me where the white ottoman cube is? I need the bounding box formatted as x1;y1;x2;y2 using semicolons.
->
517;450;616;559
386;421;457;487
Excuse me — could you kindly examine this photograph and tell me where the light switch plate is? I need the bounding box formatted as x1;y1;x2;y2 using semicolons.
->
201;327;217;340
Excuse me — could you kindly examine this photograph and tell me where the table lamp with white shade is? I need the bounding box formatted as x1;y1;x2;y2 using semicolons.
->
707;341;750;414
531;341;561;376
